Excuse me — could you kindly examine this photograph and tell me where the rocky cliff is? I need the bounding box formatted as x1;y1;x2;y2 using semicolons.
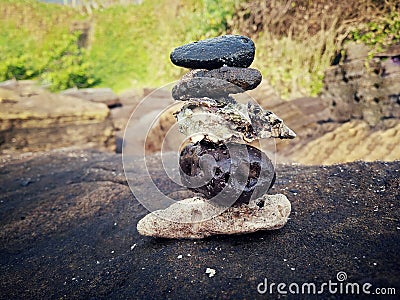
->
322;42;400;126
246;43;400;165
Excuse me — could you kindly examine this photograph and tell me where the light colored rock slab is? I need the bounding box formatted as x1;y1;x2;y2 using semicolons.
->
61;87;121;108
175;100;296;143
137;193;291;239
0;82;115;153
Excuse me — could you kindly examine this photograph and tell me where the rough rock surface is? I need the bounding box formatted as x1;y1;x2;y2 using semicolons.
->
243;92;400;165
322;42;400;126
186;67;262;90
175;100;296;143
179;139;276;205
0;81;115;153
170;35;255;69
290;119;400;165
137;194;291;238
0;150;399;299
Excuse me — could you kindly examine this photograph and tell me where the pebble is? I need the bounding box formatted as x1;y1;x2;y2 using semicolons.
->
170;35;255;70
187;67;262;90
206;268;216;277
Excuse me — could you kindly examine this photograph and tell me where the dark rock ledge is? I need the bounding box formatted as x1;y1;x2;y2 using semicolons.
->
0;150;399;299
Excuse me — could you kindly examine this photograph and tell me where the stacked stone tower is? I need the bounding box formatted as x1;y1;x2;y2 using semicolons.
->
137;35;296;238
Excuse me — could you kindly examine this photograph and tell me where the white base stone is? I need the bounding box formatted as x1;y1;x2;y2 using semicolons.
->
137;193;291;239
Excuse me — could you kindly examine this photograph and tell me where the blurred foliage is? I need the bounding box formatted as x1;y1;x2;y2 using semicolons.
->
0;32;100;91
0;0;238;92
40;33;100;91
348;10;400;55
0;0;99;91
86;0;239;90
196;0;238;38
1;0;398;95
230;0;399;99
252;32;334;98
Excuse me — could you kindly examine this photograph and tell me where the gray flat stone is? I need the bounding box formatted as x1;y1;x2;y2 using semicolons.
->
188;66;262;90
172;76;243;101
170;35;255;69
61;87;121;108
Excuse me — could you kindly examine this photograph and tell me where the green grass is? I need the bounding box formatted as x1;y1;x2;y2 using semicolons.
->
2;0;398;97
88;0;238;91
252;27;337;99
0;0;92;89
0;0;238;92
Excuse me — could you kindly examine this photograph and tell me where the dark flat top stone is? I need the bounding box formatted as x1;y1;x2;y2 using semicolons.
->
170;35;255;70
0;150;399;299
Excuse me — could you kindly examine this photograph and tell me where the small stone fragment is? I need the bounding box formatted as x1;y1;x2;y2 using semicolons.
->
179;138;275;205
205;268;216;277
136;194;291;239
187;67;262;90
247;101;296;139
170;35;255;70
172;77;242;101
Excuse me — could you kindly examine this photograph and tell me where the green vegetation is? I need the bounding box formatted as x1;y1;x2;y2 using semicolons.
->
0;0;237;92
40;33;100;91
87;0;238;91
0;0;398;96
252;30;335;98
0;0;97;91
349;10;400;56
231;0;400;99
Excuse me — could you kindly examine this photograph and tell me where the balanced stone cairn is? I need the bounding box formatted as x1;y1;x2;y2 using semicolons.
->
137;35;296;239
